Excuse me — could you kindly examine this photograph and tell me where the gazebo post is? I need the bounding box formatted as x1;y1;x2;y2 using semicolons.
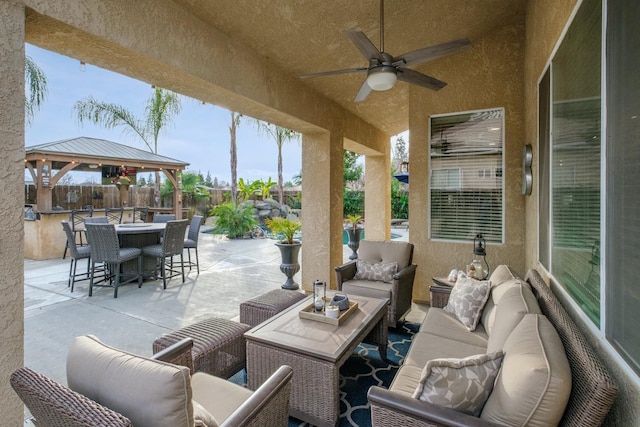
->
35;161;52;212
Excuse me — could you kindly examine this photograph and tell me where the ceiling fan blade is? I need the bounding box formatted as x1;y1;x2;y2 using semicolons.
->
394;38;471;67
299;67;368;79
343;30;385;62
353;80;372;102
397;68;447;91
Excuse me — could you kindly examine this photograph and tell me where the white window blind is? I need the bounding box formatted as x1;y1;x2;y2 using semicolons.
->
429;109;504;243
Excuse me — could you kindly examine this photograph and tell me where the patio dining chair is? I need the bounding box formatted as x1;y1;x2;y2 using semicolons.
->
83;216;108;225
142;219;189;289
61;221;92;292
184;215;204;274
62;208;93;259
105;207;124;224
85;223;142;298
133;206;149;223
152;213;176;223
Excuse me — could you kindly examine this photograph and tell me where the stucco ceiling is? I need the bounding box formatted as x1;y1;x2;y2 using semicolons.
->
172;0;527;135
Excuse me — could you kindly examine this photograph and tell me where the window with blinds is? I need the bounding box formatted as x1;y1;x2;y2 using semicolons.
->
549;0;601;326
429;109;504;243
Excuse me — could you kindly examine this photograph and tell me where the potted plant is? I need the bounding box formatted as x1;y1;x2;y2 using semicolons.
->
344;214;364;260
265;216;302;290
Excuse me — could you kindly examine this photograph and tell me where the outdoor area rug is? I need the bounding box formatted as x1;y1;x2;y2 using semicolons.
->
290;321;419;427
228;322;418;427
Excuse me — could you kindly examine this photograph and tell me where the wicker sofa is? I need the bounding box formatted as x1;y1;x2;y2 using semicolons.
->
368;266;618;427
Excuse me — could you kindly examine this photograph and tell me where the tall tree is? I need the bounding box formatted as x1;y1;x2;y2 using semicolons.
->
229;111;242;204
392;134;408;171
343;150;363;187
25;55;48;125
249;119;301;204
74;86;181;206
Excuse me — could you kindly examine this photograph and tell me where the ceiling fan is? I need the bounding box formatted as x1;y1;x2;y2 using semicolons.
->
299;0;472;102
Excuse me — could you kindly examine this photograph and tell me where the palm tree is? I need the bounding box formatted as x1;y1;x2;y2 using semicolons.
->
229;111;242;204
25;55;48;125
250;120;300;204
74;87;181;206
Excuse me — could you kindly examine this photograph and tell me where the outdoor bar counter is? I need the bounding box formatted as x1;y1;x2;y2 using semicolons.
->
24;208;185;260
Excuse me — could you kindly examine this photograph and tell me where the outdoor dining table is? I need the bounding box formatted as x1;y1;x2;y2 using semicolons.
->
115;223;167;277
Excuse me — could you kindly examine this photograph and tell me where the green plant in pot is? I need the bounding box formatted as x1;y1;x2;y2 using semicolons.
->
344;214;364;260
265;216;302;290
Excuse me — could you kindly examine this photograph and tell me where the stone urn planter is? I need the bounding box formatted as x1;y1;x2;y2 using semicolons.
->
345;225;364;260
344;215;364;260
275;241;301;290
265;216;302;290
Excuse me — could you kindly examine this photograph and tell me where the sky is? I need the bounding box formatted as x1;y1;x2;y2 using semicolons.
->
25;44;303;185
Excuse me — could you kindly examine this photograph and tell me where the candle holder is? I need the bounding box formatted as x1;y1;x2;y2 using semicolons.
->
313;280;326;313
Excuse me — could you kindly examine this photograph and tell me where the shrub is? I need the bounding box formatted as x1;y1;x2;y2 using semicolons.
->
210;202;257;239
265;217;301;244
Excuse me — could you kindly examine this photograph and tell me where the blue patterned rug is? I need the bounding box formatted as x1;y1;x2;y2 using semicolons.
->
229;322;418;427
291;322;418;427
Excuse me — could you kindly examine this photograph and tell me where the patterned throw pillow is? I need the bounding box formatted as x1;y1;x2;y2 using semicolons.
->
412;351;504;416
354;260;398;283
444;277;491;331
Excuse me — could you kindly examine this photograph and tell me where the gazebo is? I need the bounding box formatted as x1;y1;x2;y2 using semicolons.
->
25;136;189;214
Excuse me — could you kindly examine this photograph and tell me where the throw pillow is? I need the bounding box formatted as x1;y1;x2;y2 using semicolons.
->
444;277;491;331
354;259;398;283
412;351;504;416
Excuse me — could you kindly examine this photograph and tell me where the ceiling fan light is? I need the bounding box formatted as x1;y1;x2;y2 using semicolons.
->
367;69;397;91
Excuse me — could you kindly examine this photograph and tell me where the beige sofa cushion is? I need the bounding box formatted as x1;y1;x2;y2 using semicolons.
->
412;351;504;417
358;240;413;270
419;308;489;348
481;314;572;427
389;365;424;397
486;284;541;353
342;279;392;301
191;372;252;424
66;335;196;427
481;278;529;334
404;333;487;369
488;264;520;286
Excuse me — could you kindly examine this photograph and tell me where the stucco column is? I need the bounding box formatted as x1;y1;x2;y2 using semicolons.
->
301;132;344;290
364;153;391;241
0;1;26;423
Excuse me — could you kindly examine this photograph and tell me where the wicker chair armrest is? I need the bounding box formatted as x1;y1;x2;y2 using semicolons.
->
220;365;293;427
150;337;194;372
335;260;357;290
393;263;417;281
10;367;132;427
368;386;502;427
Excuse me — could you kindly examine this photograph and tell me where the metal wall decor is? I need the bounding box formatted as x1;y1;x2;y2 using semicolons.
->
522;144;533;195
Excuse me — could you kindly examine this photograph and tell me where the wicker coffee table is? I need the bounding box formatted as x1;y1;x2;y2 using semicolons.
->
245;292;388;427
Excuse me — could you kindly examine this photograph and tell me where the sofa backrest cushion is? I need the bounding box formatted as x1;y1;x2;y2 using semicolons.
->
481;278;529;335
67;335;195;427
358;240;413;271
486;284;541;353
488;264;520;287
481;314;572;427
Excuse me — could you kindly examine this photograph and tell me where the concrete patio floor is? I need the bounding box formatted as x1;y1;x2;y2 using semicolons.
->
22;226;425;420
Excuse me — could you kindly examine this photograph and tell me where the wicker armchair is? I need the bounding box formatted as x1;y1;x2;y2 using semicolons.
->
335;240;416;328
184;215;204;273
142;219;189;288
11;336;293;427
84;223;142;298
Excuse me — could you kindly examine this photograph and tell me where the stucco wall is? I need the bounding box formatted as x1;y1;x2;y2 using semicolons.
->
408;22;526;302
0;2;26;424
523;1;640;425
